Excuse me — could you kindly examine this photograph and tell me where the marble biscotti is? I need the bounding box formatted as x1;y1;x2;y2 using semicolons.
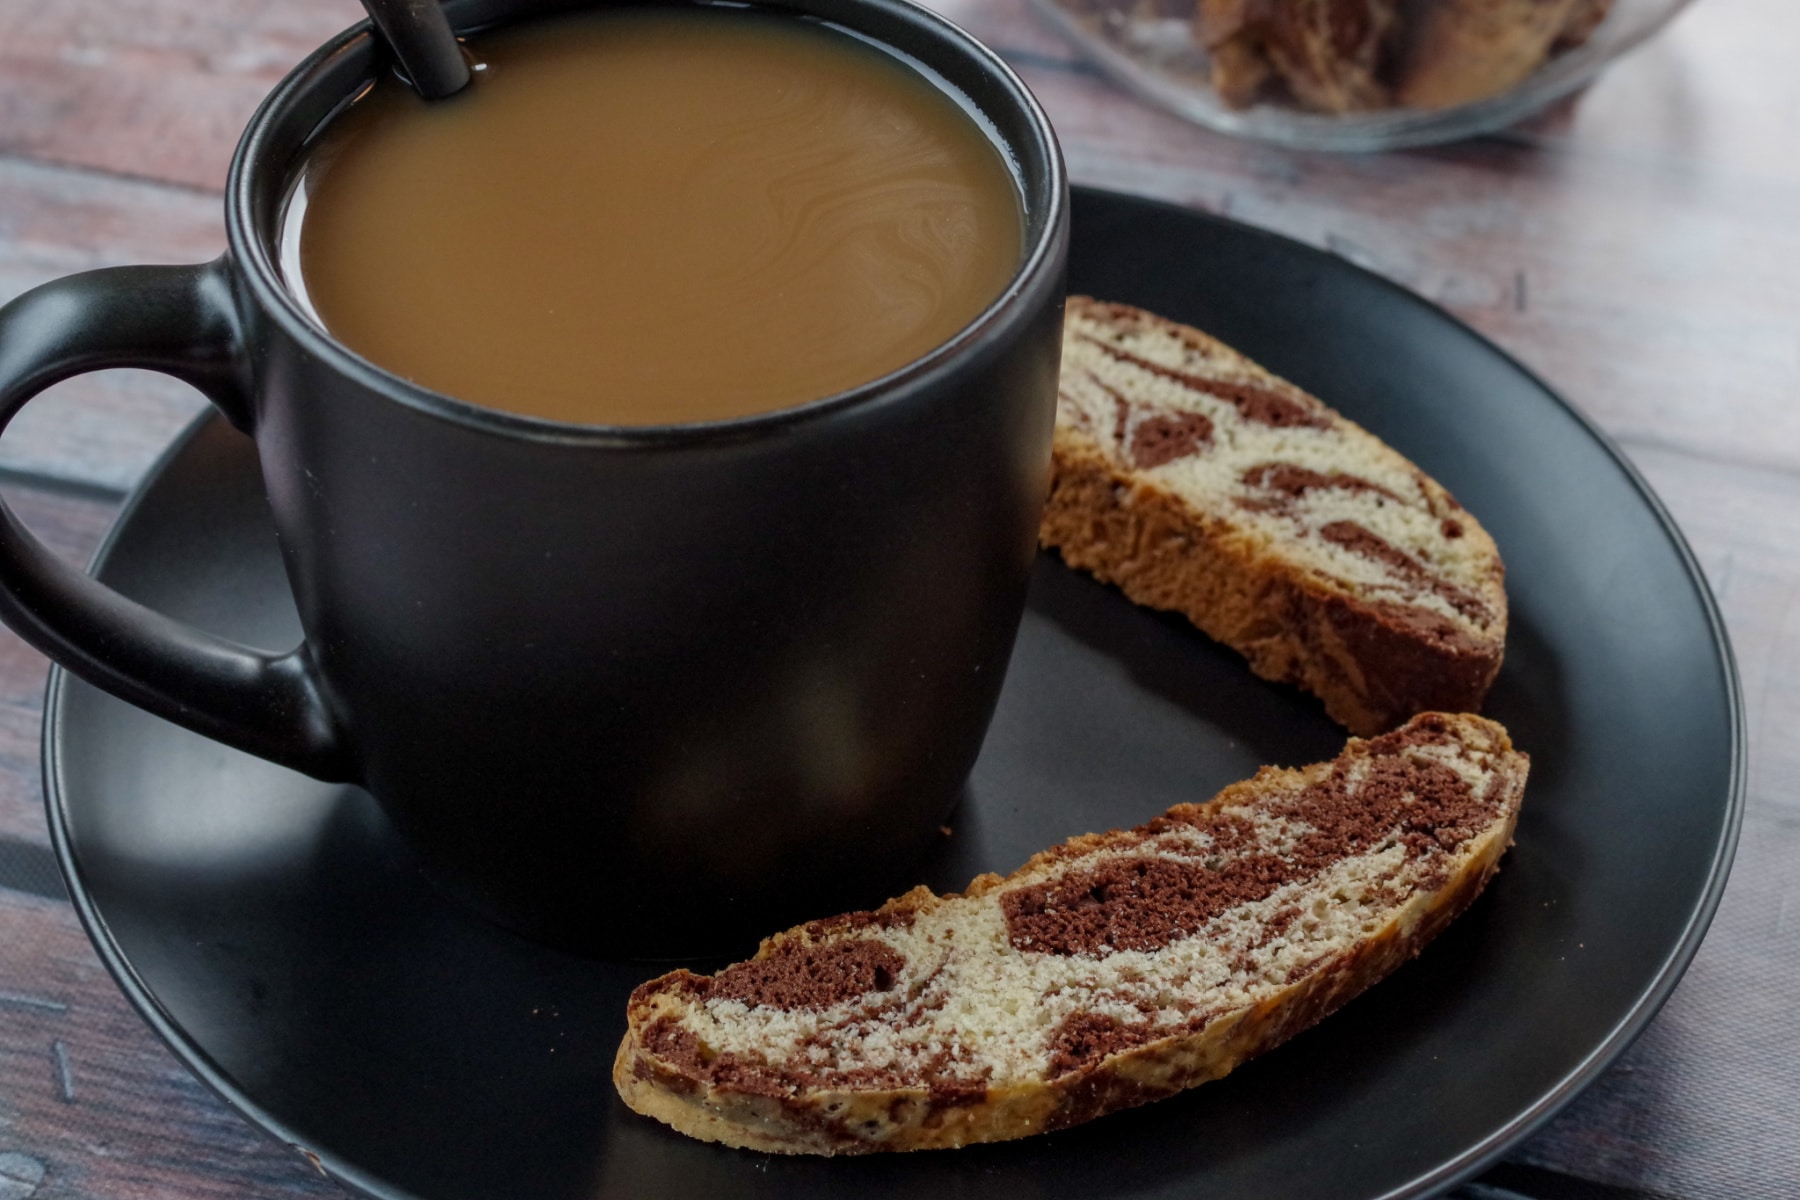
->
1041;296;1507;736
615;713;1528;1153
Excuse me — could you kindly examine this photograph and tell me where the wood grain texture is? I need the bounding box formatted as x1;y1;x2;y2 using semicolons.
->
0;890;338;1199
0;0;361;192
0;156;220;491
0;0;1795;1195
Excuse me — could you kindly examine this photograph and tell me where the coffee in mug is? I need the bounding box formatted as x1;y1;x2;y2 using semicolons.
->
287;7;1024;425
0;0;1067;955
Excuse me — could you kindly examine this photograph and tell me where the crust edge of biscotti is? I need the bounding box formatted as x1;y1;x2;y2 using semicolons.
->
613;715;1526;1154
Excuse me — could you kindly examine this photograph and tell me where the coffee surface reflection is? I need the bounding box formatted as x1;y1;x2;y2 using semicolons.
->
292;8;1024;425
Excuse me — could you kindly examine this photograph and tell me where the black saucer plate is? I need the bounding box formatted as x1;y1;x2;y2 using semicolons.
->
46;188;1742;1200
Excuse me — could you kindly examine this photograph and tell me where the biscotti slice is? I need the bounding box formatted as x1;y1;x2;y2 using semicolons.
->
1042;297;1506;735
1198;0;1400;112
1395;0;1614;109
615;712;1527;1153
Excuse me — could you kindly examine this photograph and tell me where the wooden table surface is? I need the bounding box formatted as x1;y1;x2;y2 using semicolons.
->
1;1;1795;1197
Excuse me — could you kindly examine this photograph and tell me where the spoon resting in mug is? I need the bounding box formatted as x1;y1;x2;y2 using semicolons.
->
359;0;471;99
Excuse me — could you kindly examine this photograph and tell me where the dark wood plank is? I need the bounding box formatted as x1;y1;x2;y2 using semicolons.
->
0;484;119;846
0;889;339;1199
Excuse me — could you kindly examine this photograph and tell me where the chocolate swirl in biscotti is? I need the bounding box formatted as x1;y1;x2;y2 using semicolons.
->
1042;297;1507;734
615;713;1529;1153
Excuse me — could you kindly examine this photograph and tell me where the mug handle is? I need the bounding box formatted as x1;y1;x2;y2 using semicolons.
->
0;259;353;781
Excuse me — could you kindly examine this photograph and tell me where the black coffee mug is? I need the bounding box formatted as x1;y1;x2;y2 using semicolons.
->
0;0;1067;955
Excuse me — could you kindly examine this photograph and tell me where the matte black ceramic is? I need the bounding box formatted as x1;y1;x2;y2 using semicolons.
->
0;0;1069;954
47;189;1742;1200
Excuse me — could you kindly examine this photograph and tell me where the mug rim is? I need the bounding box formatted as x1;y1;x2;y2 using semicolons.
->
224;0;1069;446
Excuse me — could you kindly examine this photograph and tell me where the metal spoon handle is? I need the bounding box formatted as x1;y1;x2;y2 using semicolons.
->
360;0;471;100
